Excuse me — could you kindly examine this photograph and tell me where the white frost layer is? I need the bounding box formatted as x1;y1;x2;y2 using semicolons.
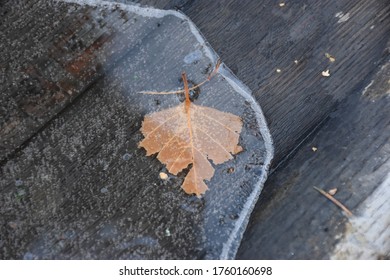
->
331;172;390;259
218;65;274;259
57;0;217;62
58;0;274;260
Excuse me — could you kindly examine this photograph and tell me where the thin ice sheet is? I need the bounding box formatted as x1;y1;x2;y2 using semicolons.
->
0;0;273;259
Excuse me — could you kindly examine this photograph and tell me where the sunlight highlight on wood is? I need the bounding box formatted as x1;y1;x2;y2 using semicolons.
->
139;71;242;197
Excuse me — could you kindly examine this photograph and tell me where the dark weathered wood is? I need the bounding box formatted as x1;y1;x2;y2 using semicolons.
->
0;0;271;259
1;0;165;162
237;60;390;259
1;0;389;260
165;0;390;259
4;1;389;166
173;0;390;164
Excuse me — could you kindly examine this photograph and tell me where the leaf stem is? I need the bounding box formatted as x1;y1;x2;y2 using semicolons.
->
182;72;191;110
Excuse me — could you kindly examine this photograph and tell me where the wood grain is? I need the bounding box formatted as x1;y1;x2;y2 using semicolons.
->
172;0;390;164
1;0;389;259
0;0;270;259
237;61;390;259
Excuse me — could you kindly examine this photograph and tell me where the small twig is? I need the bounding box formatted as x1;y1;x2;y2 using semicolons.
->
140;81;208;95
207;59;221;80
313;186;353;217
140;59;222;95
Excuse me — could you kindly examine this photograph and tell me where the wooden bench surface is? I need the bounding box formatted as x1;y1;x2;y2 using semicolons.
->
1;0;389;259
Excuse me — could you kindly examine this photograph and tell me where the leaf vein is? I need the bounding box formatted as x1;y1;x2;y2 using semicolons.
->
201;112;239;134
142;110;182;140
194;127;231;156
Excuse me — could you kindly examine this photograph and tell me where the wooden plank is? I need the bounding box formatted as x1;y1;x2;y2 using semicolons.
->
0;0;271;259
237;60;390;259
144;0;390;259
1;0;389;260
172;0;390;164
2;0;389;166
0;0;163;162
163;0;390;258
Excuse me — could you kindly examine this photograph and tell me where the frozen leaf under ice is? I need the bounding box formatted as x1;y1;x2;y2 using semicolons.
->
139;73;243;197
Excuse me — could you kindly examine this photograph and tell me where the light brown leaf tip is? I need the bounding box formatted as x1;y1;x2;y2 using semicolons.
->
139;72;243;197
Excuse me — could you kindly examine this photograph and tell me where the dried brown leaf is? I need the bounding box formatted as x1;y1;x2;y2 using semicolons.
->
139;72;242;197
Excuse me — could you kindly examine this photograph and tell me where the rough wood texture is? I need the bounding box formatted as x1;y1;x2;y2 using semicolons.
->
0;0;168;162
237;60;390;259
173;0;390;164
1;0;389;259
169;0;390;259
0;0;271;259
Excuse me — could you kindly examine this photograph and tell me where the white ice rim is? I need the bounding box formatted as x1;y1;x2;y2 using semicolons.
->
57;0;275;260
